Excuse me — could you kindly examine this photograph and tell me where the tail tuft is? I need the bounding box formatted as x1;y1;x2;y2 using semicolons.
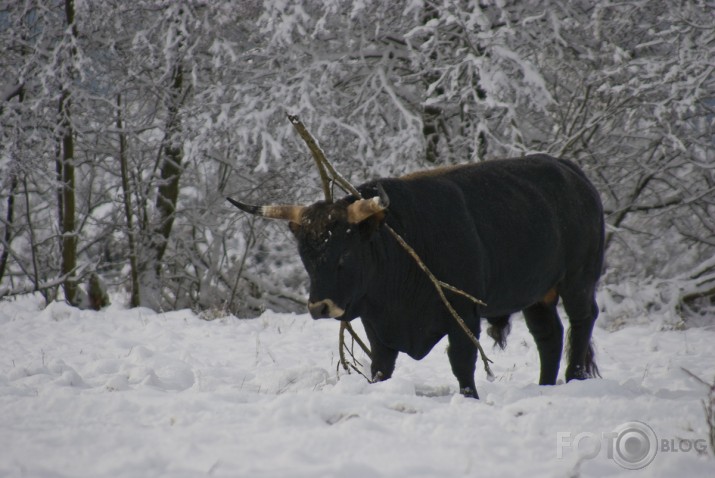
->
584;341;601;378
486;316;512;350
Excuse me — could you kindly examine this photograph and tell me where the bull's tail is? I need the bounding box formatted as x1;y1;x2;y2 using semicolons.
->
486;315;511;350
566;335;602;379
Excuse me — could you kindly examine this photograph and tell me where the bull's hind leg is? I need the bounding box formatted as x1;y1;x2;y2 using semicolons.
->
561;287;600;381
523;302;564;385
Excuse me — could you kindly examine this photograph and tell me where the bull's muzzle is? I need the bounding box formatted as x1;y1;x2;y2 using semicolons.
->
308;299;345;319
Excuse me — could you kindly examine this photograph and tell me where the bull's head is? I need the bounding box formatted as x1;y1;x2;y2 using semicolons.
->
227;185;389;320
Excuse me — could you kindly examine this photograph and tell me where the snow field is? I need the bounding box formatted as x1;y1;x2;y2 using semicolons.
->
0;294;713;477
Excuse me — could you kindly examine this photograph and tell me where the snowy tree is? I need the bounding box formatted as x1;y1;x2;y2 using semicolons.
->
1;0;713;319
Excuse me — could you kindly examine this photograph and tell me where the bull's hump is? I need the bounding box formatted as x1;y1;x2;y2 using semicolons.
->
400;163;474;181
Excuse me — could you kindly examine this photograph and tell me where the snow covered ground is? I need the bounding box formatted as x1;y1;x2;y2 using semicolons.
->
1;294;713;477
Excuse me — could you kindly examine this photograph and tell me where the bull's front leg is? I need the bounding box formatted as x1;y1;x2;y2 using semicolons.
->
447;316;481;399
362;319;398;382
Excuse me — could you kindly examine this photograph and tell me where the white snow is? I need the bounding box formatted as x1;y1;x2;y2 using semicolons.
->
1;294;713;477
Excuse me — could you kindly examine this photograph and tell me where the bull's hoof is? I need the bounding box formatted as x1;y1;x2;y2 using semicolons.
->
565;365;588;382
460;387;479;399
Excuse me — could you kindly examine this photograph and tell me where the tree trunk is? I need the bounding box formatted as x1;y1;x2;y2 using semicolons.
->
57;0;79;305
0;84;23;285
22;176;43;300
421;2;442;164
139;58;185;310
154;62;184;270
0;171;18;285
117;94;140;307
58;89;77;305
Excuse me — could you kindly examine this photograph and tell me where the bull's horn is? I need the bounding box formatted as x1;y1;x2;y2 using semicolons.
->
226;197;305;224
346;184;389;224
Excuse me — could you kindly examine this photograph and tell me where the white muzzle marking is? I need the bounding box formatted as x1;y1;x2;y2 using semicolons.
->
308;299;345;319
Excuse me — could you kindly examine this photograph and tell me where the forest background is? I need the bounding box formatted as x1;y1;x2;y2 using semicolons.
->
1;0;713;326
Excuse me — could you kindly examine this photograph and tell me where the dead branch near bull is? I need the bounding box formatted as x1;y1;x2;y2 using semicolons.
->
287;114;333;202
342;321;372;358
287;115;360;199
288;114;371;376
288;114;360;202
338;322;372;381
287;114;494;382
337;310;374;380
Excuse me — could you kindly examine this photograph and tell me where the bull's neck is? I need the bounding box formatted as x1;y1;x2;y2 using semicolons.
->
362;223;437;314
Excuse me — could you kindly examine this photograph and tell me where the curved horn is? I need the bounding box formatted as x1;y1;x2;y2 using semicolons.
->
226;197;305;224
346;185;389;224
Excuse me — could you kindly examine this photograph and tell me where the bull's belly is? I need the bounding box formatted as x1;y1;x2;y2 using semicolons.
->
362;314;447;361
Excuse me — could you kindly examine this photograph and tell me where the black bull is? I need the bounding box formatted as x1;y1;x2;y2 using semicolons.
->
228;154;605;398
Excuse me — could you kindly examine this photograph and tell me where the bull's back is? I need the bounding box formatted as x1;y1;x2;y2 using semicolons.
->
395;154;604;315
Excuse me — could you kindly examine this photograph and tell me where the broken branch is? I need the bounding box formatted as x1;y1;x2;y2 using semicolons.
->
287;114;333;202
287;115;360;199
288;114;371;374
338;321;372;380
342;321;372;358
